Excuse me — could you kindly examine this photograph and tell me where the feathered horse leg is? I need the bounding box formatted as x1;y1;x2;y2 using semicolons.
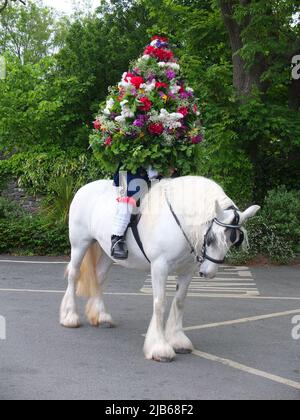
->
165;270;194;354
143;258;176;362
60;240;92;328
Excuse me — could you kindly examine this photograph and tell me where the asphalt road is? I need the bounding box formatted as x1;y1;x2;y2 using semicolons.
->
0;256;299;400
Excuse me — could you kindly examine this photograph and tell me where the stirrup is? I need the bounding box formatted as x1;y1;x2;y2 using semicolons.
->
111;236;129;260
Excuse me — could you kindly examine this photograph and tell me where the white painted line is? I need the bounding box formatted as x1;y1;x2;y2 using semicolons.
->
0;288;149;296
0;288;65;294
0;287;299;301
0;260;68;265
185;308;300;331
192;349;300;391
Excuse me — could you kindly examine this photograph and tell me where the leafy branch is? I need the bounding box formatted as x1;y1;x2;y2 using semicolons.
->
0;0;26;14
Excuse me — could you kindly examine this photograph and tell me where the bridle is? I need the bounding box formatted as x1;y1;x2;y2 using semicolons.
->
200;206;244;264
166;195;244;266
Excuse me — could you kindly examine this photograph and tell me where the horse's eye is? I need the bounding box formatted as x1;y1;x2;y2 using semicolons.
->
207;233;216;247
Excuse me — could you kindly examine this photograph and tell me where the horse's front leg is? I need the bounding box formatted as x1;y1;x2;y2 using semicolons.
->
144;259;176;362
165;270;194;354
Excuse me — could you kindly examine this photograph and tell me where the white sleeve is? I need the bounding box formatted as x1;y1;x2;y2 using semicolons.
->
147;166;159;180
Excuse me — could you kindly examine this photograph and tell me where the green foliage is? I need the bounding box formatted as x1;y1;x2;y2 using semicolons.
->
0;198;69;255
0;149;108;196
41;176;78;225
229;187;300;264
0;0;299;260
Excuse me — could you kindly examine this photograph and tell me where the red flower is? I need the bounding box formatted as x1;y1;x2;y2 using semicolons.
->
125;72;135;82
156;82;168;89
144;46;174;62
93;120;101;130
177;107;189;117
138;97;152;111
144;46;156;56
129;76;145;89
179;85;185;94
105;137;113;146
193;104;198;114
148;123;164;136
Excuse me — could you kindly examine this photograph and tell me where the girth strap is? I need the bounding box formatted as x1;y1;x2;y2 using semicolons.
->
129;216;151;264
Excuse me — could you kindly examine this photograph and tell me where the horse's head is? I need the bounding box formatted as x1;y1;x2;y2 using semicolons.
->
199;201;260;279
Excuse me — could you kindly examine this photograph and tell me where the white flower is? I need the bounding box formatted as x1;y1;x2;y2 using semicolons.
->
170;84;181;94
158;62;180;71
120;100;129;107
115;115;126;123
140;79;156;92
115;105;134;123
186;87;194;93
142;55;151;60
158;109;183;129
103;98;115;115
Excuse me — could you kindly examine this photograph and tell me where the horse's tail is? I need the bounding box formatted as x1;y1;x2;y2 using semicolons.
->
76;242;102;298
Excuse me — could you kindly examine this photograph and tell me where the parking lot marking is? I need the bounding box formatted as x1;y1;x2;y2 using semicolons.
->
185;308;300;331
192;349;300;391
0;260;67;264
141;266;260;297
0;288;300;301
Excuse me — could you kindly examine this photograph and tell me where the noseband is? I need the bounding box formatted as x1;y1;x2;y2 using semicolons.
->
166;195;244;266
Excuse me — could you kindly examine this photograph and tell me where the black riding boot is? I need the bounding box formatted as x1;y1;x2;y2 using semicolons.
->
111;235;129;260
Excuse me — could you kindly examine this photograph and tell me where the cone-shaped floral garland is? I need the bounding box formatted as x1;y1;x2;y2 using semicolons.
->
90;36;204;176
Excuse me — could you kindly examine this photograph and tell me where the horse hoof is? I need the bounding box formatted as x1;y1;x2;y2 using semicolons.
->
152;356;174;363
60;313;80;328
174;348;192;354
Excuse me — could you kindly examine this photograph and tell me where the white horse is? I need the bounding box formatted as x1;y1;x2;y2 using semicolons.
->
60;176;260;362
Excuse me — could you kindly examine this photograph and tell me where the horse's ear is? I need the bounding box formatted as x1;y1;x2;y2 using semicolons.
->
214;200;224;219
241;205;261;223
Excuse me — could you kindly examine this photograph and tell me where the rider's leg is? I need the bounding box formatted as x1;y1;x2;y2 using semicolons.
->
111;197;136;260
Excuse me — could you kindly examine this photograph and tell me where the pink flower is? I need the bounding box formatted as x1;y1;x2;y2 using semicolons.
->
177;107;189;117
93;120;101;130
191;134;203;144
105;137;113;146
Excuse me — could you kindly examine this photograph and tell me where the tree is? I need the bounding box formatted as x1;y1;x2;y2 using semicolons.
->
0;0;55;64
219;0;300;103
0;0;25;14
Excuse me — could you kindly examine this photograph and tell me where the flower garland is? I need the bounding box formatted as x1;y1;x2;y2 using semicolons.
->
90;36;205;176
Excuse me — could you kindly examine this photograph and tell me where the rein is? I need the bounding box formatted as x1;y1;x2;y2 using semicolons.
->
165;193;244;266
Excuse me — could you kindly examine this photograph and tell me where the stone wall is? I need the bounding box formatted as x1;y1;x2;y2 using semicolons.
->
1;180;41;214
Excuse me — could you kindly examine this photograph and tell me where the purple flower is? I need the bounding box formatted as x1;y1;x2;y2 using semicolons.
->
166;70;176;80
156;40;168;48
133;119;144;127
191;134;204;144
147;73;155;82
133;114;149;127
180;92;190;100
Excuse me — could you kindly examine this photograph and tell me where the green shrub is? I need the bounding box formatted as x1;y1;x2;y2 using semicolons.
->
42;176;78;225
261;187;300;254
0;198;69;255
229;187;300;264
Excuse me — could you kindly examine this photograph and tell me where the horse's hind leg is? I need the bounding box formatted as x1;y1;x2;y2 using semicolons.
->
85;253;114;327
165;270;194;354
60;240;91;328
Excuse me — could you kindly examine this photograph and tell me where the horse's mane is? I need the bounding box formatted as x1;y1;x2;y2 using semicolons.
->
142;176;235;250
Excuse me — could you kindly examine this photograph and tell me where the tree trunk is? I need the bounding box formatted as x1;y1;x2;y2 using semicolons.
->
219;0;266;99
